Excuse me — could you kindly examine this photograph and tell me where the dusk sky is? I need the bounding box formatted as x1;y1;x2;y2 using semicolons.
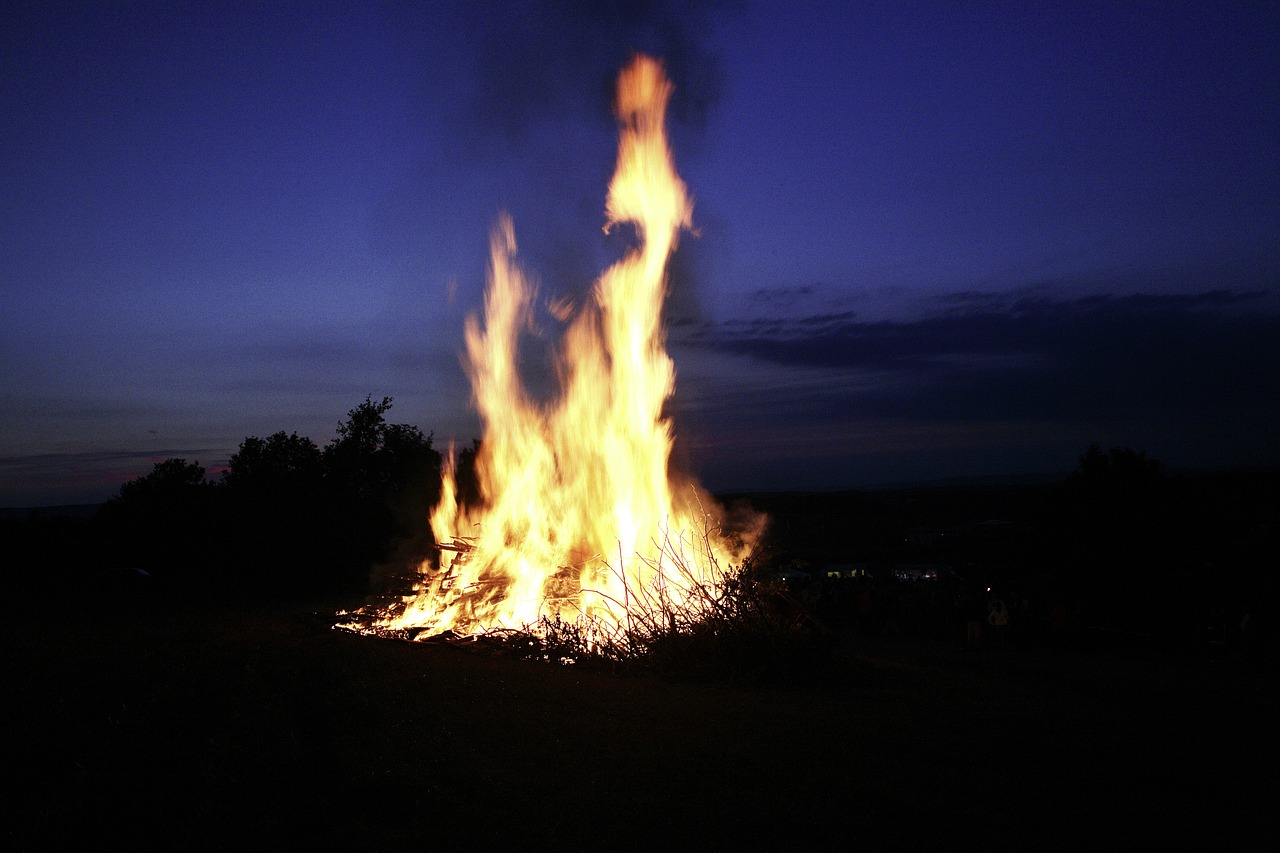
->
3;1;1278;507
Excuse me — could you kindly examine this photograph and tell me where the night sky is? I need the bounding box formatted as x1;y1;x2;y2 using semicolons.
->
3;1;1278;507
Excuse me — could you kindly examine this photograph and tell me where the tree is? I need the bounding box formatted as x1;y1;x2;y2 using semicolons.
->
323;396;440;501
92;400;447;600
321;396;442;582
100;458;215;580
1068;444;1168;495
217;432;327;590
117;458;208;502
223;431;323;496
1057;445;1180;631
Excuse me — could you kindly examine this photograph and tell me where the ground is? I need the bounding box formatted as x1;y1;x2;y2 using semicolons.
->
3;590;1274;850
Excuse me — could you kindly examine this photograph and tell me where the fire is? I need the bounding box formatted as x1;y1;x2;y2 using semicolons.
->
359;55;760;643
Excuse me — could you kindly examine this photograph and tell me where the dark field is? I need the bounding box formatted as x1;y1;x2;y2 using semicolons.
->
5;589;1275;850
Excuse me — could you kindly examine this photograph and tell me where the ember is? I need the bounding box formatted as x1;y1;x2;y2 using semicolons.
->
339;55;763;649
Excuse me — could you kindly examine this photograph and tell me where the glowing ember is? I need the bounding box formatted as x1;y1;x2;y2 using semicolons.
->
344;54;761;644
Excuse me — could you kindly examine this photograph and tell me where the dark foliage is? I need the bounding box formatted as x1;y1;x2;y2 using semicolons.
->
80;397;443;601
319;396;443;592
220;431;328;593
96;458;219;582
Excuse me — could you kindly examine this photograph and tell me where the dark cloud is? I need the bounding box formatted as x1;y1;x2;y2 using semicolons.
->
671;288;1280;483
709;288;1277;379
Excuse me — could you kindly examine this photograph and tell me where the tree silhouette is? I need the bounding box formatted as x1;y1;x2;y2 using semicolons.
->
1068;444;1168;495
89;397;449;599
1055;445;1184;631
117;458;208;501
321;396;442;588
217;432;327;591
223;431;323;496
323;396;439;502
99;458;215;581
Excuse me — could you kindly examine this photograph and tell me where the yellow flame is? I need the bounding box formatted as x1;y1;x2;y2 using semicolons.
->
378;54;758;640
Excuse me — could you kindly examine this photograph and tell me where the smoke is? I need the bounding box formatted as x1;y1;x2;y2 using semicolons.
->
367;1;738;405
457;0;738;150
445;1;737;335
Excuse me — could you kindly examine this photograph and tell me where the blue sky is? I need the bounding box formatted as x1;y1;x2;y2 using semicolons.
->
3;1;1278;506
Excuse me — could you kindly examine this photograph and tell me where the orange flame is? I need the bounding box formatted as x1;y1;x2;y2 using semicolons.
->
375;55;759;641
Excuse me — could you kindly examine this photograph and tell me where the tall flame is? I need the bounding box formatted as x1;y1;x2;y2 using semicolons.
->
378;55;756;640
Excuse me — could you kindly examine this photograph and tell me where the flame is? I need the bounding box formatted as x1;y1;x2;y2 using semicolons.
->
371;55;759;642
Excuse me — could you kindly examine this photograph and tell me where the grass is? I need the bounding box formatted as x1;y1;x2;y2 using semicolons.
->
5;583;1276;849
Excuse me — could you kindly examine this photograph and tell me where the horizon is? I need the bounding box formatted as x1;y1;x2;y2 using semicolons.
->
12;455;1280;515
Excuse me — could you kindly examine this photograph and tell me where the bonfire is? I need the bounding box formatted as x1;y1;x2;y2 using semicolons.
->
339;55;766;657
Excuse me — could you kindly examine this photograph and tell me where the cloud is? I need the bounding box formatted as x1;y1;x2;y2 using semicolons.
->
701;289;1279;403
667;288;1280;486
